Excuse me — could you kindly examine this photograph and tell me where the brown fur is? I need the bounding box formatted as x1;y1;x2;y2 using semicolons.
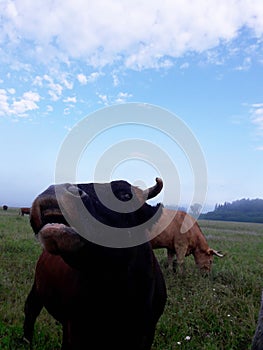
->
150;209;222;272
19;207;31;216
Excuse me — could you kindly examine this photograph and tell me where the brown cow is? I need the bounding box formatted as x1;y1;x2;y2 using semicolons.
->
23;178;167;350
20;207;31;216
150;209;223;273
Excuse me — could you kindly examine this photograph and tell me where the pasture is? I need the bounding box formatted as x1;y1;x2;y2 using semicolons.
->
0;209;262;349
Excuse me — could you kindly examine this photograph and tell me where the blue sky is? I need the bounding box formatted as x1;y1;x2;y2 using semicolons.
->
0;0;263;212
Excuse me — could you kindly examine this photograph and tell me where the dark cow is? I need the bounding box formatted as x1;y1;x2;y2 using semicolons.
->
2;205;8;211
20;207;31;216
23;178;167;350
251;290;263;350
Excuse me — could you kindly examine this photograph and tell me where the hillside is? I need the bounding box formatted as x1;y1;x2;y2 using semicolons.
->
200;198;263;223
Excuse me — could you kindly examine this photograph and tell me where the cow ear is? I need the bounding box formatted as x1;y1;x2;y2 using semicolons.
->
209;248;224;257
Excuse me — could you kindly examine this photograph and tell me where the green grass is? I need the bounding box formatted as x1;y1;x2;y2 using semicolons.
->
0;211;262;349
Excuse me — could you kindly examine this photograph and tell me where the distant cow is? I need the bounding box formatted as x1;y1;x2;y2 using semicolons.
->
2;205;8;211
251;290;263;350
19;207;31;216
23;178;167;350
150;209;223;273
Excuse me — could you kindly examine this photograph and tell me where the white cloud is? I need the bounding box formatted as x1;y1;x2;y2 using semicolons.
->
77;72;102;85
63;96;77;103
252;103;263;109
64;107;70;115
48;85;62;101
0;89;40;117
234;57;252;71
96;91;132;105
253;115;263;129
97;93;109;105
115;92;132;103
250;103;263;151
77;73;88;85
43;75;63;101
112;73;120;87
87;72;102;83
33;75;43;87
5;1;18;20
249;103;263;152
33;74;74;101
12;91;40;116
1;0;263;69
61;76;73;90
0;89;10;116
179;62;190;70
8;88;16;94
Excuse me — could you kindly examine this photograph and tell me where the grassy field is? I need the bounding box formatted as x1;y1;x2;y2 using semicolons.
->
0;209;262;349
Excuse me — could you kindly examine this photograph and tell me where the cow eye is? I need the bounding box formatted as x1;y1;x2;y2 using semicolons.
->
68;186;86;198
117;192;132;201
123;193;132;201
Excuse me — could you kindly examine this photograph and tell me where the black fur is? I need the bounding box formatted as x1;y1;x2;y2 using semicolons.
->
24;180;167;350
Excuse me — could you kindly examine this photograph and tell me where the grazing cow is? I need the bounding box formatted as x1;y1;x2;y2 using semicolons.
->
251;290;263;350
150;209;223;273
23;178;167;350
2;205;8;211
20;207;31;216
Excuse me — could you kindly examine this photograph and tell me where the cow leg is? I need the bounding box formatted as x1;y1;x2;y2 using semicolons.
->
23;282;43;344
61;327;69;350
167;249;175;270
175;249;187;274
61;322;75;350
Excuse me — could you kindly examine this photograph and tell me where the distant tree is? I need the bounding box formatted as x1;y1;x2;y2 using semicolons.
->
2;205;8;211
201;198;263;223
189;203;202;218
165;205;187;212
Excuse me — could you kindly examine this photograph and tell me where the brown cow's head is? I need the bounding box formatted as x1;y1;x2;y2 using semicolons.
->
194;248;224;272
30;178;163;256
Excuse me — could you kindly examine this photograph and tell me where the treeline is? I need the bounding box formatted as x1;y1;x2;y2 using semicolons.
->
200;198;263;223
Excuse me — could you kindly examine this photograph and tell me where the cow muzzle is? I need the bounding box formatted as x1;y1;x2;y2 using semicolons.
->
30;183;90;253
30;183;88;234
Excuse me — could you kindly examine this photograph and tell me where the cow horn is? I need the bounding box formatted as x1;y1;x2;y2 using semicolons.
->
143;178;163;200
212;249;224;257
